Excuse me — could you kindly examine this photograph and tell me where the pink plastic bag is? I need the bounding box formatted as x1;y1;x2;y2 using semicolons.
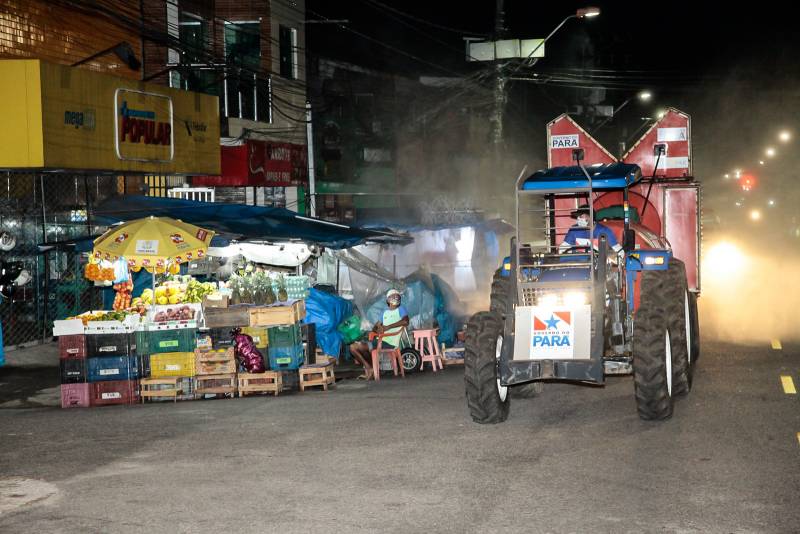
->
233;328;266;373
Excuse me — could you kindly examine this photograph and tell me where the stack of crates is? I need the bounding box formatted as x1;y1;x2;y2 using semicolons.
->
267;324;304;370
282;275;310;300
59;334;90;408
137;325;197;398
84;331;141;406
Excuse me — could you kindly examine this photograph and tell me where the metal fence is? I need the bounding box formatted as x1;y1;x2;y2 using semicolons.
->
0;173;126;350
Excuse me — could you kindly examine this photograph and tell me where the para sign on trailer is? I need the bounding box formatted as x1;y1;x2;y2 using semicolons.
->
547;114;617;168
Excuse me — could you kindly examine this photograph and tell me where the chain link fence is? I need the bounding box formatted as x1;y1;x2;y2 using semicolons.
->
0;173;128;350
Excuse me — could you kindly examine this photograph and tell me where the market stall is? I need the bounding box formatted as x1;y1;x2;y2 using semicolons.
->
55;216;324;408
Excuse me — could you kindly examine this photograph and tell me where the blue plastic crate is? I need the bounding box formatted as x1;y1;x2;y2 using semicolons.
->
87;355;141;382
268;344;305;370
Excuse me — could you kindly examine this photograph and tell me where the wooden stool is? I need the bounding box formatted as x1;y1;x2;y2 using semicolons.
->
299;362;336;392
238;371;282;397
140;377;190;402
195;373;237;398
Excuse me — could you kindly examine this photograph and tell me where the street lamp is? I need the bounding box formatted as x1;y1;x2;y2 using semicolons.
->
514;7;601;69
590;90;653;135
765;147;776;157
779;131;791;142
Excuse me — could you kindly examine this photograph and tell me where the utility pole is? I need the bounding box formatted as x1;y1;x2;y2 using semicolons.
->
491;0;507;154
306;101;316;217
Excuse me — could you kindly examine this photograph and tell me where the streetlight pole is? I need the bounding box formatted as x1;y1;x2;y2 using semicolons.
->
491;0;507;153
491;7;601;152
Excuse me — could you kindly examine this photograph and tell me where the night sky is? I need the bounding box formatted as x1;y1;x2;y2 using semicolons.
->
307;1;800;221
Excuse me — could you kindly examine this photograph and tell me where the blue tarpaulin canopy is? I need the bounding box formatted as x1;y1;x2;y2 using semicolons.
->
88;195;410;249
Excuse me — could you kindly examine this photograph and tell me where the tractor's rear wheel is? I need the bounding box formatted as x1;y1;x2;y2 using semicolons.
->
464;311;509;424
688;291;700;365
489;269;511;315
664;259;691;397
633;270;677;420
511;381;544;398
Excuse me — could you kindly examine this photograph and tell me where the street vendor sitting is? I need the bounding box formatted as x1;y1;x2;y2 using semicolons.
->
349;289;409;380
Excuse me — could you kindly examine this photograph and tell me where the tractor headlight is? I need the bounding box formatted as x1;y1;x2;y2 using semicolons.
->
538;293;560;308
563;291;588;307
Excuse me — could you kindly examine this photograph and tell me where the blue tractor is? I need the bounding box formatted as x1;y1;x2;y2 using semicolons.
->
465;156;698;423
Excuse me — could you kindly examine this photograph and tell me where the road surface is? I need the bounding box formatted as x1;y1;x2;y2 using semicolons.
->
0;339;798;533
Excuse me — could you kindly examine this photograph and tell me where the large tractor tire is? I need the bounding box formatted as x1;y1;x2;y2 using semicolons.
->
464;311;509;424
688;291;700;365
511;381;544;398
489;268;511;315
664;259;691;397
633;269;679;420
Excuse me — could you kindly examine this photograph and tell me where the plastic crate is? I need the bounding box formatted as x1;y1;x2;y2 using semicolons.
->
268;344;305;370
87;356;141;382
61;383;90;408
267;325;301;348
241;327;268;348
89;380;139;406
147;327;196;355
206;327;236;349
60;359;86;384
86;333;135;358
149;352;196;378
58;334;86;360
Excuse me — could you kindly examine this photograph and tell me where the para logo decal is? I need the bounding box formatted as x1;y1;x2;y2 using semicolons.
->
532;311;574;358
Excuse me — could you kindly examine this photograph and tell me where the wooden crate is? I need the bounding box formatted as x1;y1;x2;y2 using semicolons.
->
237;371;282;397
442;347;465;366
195;373;237;398
249;301;306;327
299;362;336;392
195;348;237;375
140;377;193;402
203;305;251;328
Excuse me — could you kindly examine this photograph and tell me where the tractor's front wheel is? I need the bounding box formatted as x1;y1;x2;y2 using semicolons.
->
633;270;677;420
489;269;511;315
464;311;509;424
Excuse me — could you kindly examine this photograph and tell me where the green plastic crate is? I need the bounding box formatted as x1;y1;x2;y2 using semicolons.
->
147;328;196;354
267;324;302;348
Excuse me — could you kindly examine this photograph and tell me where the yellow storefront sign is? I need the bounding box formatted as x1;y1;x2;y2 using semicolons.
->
0;59;220;175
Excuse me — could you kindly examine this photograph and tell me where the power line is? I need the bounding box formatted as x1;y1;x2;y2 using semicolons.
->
351;0;490;37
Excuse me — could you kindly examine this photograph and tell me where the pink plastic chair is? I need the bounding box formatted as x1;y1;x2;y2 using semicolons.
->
414;329;444;372
368;329;405;381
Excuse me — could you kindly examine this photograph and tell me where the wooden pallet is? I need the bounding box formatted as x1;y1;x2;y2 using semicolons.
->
195;373;237;398
140;377;193;402
442;347;465;366
237;371;282;397
299;362;336;392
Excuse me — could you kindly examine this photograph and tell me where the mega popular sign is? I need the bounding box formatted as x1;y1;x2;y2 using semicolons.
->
114;89;173;163
0;60;220;174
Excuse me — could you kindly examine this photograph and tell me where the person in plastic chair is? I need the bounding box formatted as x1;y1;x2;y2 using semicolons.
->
559;204;623;256
349;289;410;380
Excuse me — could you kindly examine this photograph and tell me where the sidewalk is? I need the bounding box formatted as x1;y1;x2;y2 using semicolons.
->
0;342;61;408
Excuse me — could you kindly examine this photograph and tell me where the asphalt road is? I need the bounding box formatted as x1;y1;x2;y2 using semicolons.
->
0;339;798;533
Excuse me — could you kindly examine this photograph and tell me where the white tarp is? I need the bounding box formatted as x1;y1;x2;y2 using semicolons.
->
207;242;312;267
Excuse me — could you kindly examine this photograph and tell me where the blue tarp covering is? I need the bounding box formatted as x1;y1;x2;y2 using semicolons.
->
523;163;642;191
303;287;353;358
92;195;410;249
364;272;463;346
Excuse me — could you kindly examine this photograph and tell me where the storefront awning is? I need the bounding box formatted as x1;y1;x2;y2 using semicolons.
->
92;195;411;249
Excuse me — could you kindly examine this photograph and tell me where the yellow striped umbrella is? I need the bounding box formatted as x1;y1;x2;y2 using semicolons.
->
92;216;215;272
